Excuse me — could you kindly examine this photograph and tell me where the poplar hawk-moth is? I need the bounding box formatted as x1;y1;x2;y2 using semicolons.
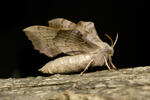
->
23;18;118;75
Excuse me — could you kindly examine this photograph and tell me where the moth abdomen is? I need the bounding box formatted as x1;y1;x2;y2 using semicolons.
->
39;54;92;74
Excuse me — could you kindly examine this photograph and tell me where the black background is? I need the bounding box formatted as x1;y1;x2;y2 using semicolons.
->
0;0;149;78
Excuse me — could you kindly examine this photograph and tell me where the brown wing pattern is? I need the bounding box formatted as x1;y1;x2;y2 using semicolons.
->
23;25;98;57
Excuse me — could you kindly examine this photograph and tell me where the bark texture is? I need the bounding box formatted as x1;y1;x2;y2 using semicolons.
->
1;66;150;100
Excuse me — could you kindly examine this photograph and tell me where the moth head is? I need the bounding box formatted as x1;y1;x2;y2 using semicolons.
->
102;33;118;70
104;33;118;56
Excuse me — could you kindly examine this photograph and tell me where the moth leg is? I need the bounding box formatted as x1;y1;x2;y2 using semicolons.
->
109;56;117;70
104;56;111;71
80;59;94;76
110;61;117;70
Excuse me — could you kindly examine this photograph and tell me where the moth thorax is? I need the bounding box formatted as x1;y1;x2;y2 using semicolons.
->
92;52;106;66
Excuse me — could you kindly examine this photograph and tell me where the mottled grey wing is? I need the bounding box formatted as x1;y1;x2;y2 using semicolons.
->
76;21;103;47
48;18;76;30
23;25;98;57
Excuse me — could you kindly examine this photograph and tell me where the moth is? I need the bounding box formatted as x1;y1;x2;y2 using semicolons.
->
23;18;118;75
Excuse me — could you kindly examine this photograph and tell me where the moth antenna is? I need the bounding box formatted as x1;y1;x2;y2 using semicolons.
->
113;33;118;47
105;34;113;47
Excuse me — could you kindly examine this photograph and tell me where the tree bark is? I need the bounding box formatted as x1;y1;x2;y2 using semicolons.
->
0;66;150;100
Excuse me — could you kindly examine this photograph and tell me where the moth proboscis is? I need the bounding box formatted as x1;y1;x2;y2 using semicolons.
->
23;18;118;75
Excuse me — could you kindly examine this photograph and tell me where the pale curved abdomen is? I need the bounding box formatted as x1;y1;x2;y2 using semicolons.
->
39;54;92;74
